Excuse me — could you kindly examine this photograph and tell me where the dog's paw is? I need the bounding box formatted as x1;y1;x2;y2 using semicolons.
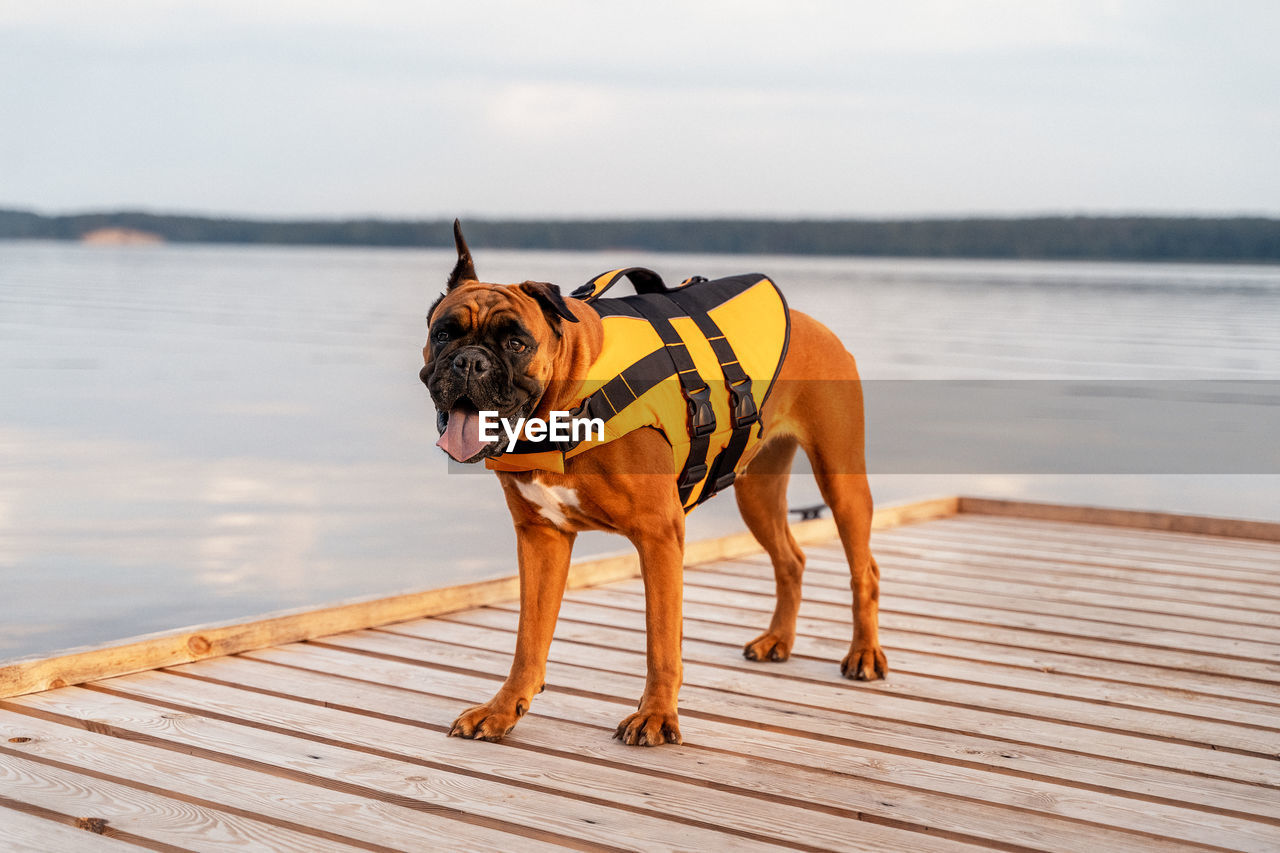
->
743;631;792;662
841;644;888;681
449;698;527;742
613;708;681;746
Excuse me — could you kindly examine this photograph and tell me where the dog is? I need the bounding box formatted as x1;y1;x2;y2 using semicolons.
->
420;222;885;746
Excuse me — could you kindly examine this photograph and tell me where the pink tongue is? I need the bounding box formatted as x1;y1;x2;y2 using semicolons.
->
437;407;485;462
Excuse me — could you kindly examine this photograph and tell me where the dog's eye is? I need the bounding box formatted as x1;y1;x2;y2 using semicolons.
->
434;330;450;343
506;338;528;353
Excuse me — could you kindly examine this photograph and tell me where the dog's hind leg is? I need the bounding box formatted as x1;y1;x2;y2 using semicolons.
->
816;464;886;680
800;435;887;681
777;328;887;682
735;435;806;663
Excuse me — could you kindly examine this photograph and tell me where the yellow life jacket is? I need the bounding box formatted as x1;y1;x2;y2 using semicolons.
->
485;268;791;512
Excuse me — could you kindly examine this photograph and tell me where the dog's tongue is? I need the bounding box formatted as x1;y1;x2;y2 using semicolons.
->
437;406;485;462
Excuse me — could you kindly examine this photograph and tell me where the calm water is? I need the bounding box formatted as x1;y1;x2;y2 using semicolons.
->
2;241;1278;660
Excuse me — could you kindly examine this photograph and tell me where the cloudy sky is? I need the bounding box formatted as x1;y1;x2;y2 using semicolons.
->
2;1;1277;218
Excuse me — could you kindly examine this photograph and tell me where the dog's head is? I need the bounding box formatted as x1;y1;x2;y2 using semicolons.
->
421;220;581;462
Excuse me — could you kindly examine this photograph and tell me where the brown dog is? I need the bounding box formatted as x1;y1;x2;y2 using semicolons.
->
420;223;885;746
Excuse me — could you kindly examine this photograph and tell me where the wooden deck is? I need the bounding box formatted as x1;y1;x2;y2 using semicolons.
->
1;498;1278;851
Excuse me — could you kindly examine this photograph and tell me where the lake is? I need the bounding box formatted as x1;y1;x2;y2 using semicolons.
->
2;241;1278;660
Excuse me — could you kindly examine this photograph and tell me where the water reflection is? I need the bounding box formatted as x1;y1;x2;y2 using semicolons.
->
0;422;518;656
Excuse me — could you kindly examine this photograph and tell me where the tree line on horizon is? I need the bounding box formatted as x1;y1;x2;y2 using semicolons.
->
1;208;1278;262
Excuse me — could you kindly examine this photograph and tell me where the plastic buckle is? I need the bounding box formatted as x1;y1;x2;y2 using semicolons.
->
686;385;716;437
679;463;708;489
729;378;758;428
711;471;737;494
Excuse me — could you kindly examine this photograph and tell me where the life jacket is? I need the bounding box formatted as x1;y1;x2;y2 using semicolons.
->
485;267;791;513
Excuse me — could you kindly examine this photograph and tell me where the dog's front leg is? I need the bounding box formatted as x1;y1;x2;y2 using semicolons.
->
449;521;573;742
614;520;685;746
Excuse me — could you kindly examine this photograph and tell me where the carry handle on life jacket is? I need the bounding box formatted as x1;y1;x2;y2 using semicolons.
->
570;267;672;302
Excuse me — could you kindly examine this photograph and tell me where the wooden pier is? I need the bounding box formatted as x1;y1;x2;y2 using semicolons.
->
1;497;1278;851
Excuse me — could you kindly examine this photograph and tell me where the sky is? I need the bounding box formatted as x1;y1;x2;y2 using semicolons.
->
1;1;1278;219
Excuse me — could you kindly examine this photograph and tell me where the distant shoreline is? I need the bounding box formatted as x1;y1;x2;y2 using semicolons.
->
2;208;1279;262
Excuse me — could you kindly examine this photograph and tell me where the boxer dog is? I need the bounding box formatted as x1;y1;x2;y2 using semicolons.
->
420;222;884;746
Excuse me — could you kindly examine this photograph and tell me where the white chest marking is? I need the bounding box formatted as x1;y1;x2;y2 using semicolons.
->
514;479;580;529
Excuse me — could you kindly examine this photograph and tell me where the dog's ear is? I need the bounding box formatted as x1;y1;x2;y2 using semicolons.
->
519;281;579;325
446;219;477;290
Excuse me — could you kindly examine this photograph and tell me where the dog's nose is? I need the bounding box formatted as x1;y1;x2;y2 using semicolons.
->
451;347;492;379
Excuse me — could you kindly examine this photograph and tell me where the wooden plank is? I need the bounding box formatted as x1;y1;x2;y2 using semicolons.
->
346;624;1280;784
787;550;1280;617
0;749;367;852
669;572;1280;666
841;542;1280;605
877;524;1280;580
0;580;523;701
871;527;1280;584
0;710;557;853
870;494;963;528
946;512;1280;558
633;580;1280;688
815;520;1279;582
671;582;1280;683
245;637;1280;847
955;497;1280;542
174;650;1274;852
0;496;956;700
482;599;1280;730
0;807;143;852
803;568;1278;642
705;559;1280;637
7;684;792;853
698;563;1280;663
938;514;1280;562
774;557;1280;632
921;512;1280;563
810;526;1280;593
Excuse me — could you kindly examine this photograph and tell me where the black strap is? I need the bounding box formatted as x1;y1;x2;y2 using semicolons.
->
697;421;753;505
628;293;717;506
571;267;668;302
664;288;760;505
503;348;674;455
